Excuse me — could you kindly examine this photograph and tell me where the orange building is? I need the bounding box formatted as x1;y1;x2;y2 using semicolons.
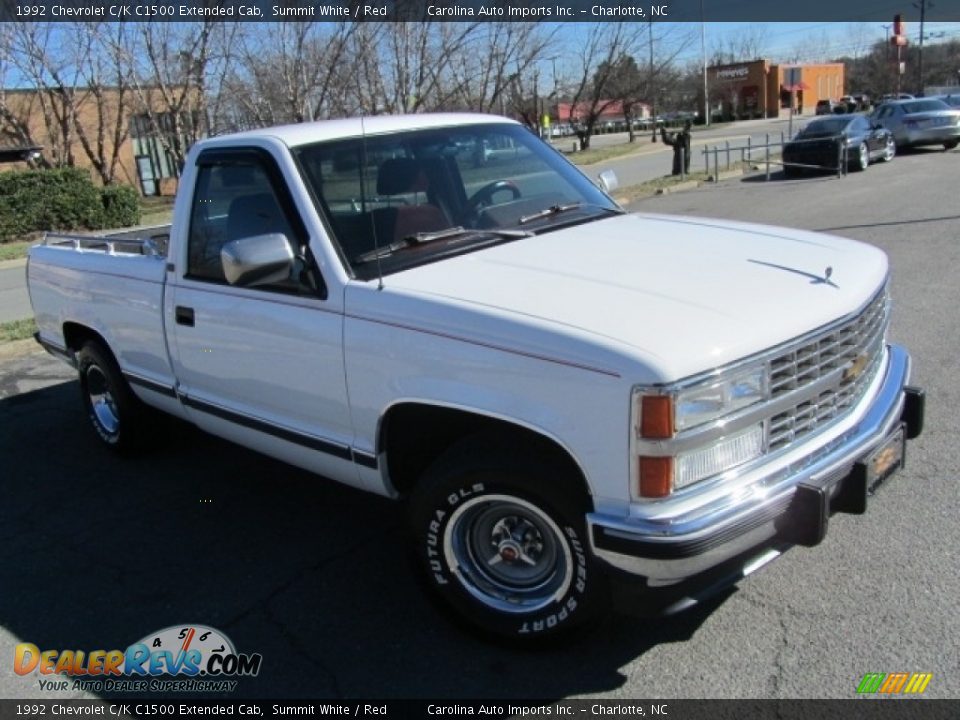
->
708;60;845;120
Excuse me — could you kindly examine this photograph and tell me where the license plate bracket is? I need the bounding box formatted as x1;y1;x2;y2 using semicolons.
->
866;423;906;493
832;423;906;515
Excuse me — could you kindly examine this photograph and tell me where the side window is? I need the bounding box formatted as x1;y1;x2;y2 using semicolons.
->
187;160;299;285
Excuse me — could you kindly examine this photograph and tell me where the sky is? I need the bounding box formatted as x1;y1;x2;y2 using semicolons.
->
549;20;960;88
707;21;960;63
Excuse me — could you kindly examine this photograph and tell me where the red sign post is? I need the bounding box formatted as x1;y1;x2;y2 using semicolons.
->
890;15;909;95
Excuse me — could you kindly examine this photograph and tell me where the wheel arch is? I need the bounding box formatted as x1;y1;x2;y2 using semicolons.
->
62;322;113;356
378;401;594;511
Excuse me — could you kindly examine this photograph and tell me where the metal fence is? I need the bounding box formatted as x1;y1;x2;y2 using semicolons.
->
701;133;852;182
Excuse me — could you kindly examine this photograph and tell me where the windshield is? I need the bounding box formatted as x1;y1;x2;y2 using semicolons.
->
294;122;621;280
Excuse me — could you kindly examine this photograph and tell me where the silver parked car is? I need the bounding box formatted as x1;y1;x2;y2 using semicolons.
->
871;98;960;150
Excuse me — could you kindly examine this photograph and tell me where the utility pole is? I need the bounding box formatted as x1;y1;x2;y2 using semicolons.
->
534;68;540;137
701;0;709;127
881;25;892;94
649;19;657;142
912;0;934;94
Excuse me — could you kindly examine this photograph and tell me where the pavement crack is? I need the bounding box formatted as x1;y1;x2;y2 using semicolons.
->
218;526;394;633
262;604;344;698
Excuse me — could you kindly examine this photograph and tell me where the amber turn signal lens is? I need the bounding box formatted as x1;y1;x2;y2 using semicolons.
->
639;456;674;498
641;395;674;439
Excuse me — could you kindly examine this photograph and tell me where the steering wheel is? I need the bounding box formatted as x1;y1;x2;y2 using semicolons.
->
466;180;521;212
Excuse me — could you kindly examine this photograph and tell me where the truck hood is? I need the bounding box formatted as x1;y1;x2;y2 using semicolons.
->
376;213;889;381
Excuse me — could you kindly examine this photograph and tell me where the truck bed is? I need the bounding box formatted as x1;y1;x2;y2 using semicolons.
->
28;226;175;394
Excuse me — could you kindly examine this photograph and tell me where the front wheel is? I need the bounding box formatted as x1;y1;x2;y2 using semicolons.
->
852;142;869;171
883;136;896;162
409;436;608;641
944;140;959;151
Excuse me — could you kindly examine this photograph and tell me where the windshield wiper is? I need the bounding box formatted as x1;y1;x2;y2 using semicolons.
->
354;226;533;264
518;202;624;226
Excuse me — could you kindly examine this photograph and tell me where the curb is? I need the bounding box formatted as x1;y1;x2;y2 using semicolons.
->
655;180;701;195
707;169;745;182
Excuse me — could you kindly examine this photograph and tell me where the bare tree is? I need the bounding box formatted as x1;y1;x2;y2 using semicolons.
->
2;23;81;169
563;24;646;150
129;22;239;170
1;22;136;181
355;22;480;114
710;25;769;65
69;22;138;185
223;23;355;130
444;23;557;116
0;24;49;168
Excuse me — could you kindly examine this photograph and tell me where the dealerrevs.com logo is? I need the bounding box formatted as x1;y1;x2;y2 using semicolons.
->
14;624;262;693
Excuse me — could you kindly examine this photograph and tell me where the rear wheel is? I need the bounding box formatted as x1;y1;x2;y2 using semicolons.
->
945;140;959;150
409;434;609;641
77;340;148;454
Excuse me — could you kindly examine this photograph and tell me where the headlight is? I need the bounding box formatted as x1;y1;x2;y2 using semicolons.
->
631;365;769;498
675;367;767;431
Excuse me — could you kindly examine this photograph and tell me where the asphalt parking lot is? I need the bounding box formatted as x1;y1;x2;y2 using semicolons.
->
1;147;958;702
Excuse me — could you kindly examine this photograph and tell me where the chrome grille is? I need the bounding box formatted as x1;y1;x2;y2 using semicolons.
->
767;289;889;451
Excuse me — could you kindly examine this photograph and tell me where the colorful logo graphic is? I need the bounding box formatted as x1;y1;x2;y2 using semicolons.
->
14;624;262;693
857;672;933;695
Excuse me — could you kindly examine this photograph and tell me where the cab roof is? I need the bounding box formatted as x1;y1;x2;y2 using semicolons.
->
197;113;519;150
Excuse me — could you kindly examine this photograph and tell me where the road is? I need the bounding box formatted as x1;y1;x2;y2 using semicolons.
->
1;145;956;703
0;262;31;324
571;116;801;187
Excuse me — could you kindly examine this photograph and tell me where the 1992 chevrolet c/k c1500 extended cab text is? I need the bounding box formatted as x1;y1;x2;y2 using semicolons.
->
27;113;925;640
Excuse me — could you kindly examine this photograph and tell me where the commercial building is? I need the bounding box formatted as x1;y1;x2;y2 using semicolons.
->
0;86;193;196
708;60;845;119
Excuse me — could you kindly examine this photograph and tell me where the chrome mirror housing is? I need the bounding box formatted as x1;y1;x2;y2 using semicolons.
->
598;169;619;193
221;233;295;287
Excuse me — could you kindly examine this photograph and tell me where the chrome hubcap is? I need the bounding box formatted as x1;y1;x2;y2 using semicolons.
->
444;494;572;613
86;366;119;435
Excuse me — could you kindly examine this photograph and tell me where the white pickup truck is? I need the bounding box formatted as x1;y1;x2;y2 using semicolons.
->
28;113;924;640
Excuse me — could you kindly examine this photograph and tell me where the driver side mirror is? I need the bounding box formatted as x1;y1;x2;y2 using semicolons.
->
597;169;619;193
221;233;295;287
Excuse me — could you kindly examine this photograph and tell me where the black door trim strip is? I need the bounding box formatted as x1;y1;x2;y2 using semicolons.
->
180;394;354;461
124;373;178;398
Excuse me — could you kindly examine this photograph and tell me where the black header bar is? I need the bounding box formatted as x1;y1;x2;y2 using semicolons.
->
2;0;958;22
0;700;958;720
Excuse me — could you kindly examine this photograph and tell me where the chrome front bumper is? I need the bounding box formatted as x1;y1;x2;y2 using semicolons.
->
588;344;924;586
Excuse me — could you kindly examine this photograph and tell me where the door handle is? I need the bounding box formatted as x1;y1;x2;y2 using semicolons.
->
175;306;195;327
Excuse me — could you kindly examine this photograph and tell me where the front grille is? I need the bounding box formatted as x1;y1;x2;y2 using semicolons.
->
766;288;889;451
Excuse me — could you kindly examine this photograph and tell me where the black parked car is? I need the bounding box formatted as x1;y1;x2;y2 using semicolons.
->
782;114;895;176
